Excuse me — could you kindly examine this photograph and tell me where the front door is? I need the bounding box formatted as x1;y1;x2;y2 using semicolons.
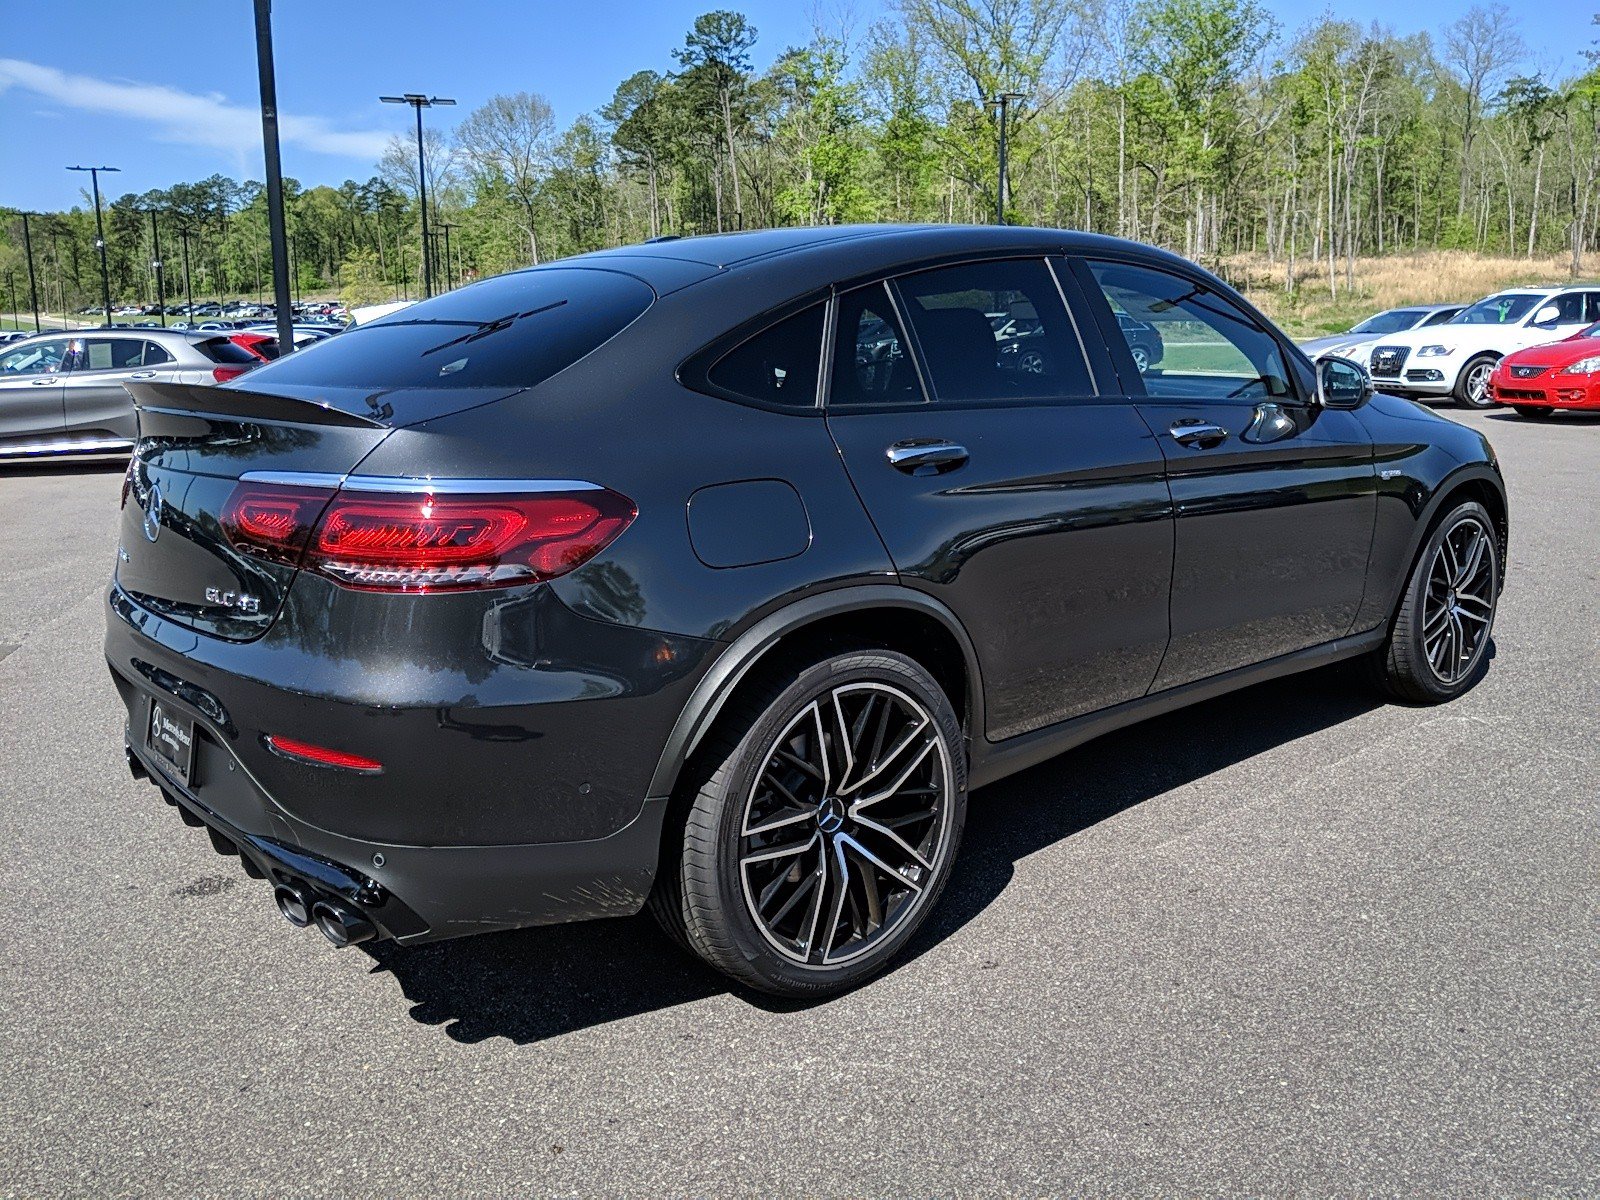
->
1071;257;1376;691
0;336;72;447
824;258;1175;742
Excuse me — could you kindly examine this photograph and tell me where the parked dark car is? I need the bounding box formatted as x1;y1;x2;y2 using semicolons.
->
108;225;1507;996
1116;312;1165;372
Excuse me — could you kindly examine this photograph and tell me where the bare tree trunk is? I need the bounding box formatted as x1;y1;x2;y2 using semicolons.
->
1528;144;1544;257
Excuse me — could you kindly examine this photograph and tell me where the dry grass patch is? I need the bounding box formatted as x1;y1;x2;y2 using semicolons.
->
1219;251;1585;338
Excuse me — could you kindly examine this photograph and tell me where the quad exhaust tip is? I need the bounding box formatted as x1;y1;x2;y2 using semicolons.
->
311;899;376;948
273;883;314;927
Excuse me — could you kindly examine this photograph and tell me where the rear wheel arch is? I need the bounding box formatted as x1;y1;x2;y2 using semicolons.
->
645;586;982;802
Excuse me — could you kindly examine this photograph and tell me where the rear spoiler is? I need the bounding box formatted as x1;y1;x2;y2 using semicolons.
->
124;380;387;429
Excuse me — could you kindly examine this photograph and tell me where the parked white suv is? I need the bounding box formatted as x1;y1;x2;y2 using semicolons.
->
1366;285;1600;408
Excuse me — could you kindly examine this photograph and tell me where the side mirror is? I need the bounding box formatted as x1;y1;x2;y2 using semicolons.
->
1317;355;1373;409
1531;304;1562;327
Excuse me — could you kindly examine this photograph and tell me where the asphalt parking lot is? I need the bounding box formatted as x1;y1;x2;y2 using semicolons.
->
1;409;1595;1194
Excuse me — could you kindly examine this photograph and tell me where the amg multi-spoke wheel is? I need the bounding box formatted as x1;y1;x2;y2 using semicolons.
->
653;651;966;996
1370;501;1500;703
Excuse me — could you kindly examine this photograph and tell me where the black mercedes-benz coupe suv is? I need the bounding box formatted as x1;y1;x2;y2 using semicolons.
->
108;225;1507;997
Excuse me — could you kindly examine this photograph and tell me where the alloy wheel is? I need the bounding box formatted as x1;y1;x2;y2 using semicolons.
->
1465;361;1493;404
1131;346;1150;373
1421;516;1496;685
738;682;952;968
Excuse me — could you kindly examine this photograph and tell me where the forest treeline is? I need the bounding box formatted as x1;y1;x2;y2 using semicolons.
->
3;0;1598;312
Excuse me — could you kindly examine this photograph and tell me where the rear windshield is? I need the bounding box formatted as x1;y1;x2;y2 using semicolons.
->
196;337;260;364
241;268;654;392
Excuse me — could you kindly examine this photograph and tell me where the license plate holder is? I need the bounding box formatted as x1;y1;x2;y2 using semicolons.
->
145;696;195;786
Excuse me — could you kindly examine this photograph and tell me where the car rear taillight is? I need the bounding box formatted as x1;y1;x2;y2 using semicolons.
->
212;365;250;382
220;482;635;592
221;483;338;565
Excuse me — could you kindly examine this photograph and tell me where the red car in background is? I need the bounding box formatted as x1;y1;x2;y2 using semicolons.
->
1491;320;1600;417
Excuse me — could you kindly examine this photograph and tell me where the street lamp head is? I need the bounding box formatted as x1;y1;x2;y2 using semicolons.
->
380;94;456;108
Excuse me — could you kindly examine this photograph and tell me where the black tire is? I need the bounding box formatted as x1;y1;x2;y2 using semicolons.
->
1453;355;1499;409
653;649;967;997
1513;405;1553;420
1368;500;1500;704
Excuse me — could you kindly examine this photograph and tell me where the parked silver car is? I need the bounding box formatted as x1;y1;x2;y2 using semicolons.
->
0;329;259;460
1298;304;1465;361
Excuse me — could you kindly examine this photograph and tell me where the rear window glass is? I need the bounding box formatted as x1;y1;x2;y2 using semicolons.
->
242;268;654;391
197;338;260;365
707;303;825;408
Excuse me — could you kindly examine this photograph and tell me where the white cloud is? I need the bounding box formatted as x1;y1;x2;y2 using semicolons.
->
0;58;391;162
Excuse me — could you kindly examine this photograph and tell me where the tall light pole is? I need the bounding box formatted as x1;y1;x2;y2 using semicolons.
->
19;212;42;332
146;210;166;326
176;226;196;318
436;220;459;291
253;0;295;350
379;93;455;299
986;93;1025;226
67;165;119;324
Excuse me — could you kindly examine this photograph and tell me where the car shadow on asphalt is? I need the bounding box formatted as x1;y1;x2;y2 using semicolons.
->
0;459;129;477
361;662;1384;1046
1484;411;1600;425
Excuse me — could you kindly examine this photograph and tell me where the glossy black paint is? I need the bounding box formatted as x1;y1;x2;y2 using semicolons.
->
106;224;1506;947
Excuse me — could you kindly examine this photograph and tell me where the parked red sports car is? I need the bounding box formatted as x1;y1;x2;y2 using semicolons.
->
1490;320;1600;416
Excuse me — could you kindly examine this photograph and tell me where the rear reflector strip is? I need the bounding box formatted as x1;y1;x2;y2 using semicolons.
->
264;734;383;774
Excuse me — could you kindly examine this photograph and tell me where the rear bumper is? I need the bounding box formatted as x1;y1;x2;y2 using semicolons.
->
106;578;713;941
121;728;667;943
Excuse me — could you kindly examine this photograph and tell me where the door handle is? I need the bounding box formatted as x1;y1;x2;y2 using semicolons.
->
886;439;969;475
31;378;56;385
128;370;157;379
1168;420;1229;449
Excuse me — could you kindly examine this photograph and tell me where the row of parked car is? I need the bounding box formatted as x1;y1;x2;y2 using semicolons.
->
1299;282;1600;417
87;300;350;323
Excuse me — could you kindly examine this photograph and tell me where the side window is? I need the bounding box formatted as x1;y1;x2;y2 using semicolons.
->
1547;293;1586;325
893;258;1094;402
706;303;825;409
80;338;149;370
828;283;923;407
0;338;70;376
1423;308;1459;326
1085;260;1292;402
141;341;175;366
1583;293;1600;323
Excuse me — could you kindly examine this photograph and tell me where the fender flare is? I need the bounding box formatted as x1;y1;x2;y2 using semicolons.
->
1380;460;1509;624
645;584;984;800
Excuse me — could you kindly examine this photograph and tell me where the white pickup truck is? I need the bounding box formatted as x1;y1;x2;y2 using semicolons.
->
1365;285;1600;408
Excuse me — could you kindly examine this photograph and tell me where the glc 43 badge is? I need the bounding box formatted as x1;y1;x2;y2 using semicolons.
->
206;587;261;614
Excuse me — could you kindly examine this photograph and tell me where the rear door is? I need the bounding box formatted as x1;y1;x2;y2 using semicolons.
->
0;336;72;446
1071;256;1376;690
824;257;1174;741
62;335;172;442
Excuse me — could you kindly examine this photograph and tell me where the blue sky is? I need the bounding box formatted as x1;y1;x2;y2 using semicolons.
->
0;0;1592;213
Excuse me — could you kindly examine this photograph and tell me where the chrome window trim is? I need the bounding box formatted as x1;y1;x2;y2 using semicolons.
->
239;470;603;494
